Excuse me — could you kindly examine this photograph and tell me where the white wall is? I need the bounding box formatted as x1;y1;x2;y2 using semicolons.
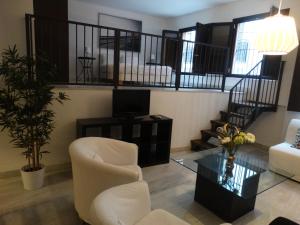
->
0;87;229;172
69;0;168;35
98;13;142;32
0;0;33;172
168;0;300;146
0;0;33;55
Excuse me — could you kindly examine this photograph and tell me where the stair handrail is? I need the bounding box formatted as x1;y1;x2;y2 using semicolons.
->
227;60;263;126
229;60;263;91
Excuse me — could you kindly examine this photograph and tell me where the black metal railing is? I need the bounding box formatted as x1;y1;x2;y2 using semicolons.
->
25;13;284;127
227;60;284;128
179;40;230;89
25;14;231;90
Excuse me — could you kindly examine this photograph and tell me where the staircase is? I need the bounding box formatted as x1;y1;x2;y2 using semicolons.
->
191;60;284;151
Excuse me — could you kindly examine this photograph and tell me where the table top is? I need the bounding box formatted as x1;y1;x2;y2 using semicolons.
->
171;147;294;199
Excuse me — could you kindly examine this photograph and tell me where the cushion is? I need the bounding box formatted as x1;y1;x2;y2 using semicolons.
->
292;128;300;149
285;119;300;144
269;142;300;178
136;209;190;225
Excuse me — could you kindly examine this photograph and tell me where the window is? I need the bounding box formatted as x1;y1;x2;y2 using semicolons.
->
181;30;196;73
235;41;248;63
231;20;264;75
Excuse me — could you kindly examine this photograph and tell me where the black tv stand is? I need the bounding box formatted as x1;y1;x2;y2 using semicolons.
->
116;116;144;121
76;115;172;167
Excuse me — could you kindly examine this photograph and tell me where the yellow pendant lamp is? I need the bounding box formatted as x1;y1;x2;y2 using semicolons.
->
256;0;299;55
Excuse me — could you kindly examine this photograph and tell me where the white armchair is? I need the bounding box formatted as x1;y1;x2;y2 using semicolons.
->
89;181;190;225
269;119;300;181
69;137;142;223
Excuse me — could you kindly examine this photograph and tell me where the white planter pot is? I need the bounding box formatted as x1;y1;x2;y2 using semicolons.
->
20;165;45;190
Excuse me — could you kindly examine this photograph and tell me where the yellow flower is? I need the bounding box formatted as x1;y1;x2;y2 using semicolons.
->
245;133;255;143
221;137;231;144
233;135;244;145
239;132;246;137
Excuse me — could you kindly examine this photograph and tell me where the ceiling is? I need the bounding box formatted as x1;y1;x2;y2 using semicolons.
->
77;0;241;17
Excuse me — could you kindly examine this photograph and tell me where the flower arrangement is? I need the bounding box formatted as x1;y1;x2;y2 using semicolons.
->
217;123;255;157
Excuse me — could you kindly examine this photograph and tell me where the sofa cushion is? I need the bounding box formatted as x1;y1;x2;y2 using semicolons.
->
292;128;300;149
285;119;300;144
269;142;300;178
270;142;300;156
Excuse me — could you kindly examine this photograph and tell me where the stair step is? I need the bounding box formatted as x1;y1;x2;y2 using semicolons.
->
201;129;219;137
191;139;217;151
231;102;256;108
232;101;277;110
220;111;228;121
247;100;276;107
210;120;226;131
201;129;219;142
220;111;248;119
230;112;248;118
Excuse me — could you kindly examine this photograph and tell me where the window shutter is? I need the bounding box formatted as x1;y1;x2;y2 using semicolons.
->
161;30;179;69
192;23;210;73
194;22;233;74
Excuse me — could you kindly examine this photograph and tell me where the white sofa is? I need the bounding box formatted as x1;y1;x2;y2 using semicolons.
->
269;119;300;181
69;137;143;223
90;181;190;225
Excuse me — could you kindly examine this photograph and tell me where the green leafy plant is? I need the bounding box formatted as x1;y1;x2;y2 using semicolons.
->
0;46;69;172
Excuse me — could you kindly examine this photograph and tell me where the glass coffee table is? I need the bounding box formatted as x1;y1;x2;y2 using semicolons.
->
171;147;294;222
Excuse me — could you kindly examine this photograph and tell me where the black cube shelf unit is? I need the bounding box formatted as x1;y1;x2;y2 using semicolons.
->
76;115;172;167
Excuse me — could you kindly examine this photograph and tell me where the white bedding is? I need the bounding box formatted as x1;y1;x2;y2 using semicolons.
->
102;63;174;84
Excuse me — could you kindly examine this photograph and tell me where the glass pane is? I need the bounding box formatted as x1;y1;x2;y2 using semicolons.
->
181;30;196;73
171;147;294;199
232;20;264;75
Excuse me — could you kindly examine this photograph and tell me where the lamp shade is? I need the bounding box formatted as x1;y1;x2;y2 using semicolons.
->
256;14;299;55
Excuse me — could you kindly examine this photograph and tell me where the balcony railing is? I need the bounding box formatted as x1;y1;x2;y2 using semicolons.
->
25;13;284;104
25;14;233;91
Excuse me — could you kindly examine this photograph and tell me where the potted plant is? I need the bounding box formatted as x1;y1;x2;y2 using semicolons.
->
217;123;255;169
0;46;69;190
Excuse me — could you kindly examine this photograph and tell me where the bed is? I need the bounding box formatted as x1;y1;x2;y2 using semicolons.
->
101;63;174;85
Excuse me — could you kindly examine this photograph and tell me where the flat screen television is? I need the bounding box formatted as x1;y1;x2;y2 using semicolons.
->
112;89;150;118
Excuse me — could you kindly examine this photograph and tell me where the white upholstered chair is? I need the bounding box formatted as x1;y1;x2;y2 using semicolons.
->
69;137;142;223
89;181;190;225
269;119;300;181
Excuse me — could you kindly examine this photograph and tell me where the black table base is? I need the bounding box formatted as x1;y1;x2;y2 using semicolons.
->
194;173;258;222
